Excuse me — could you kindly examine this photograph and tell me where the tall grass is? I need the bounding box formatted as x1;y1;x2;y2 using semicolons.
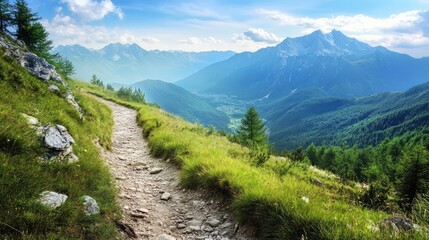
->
80;82;428;239
0;51;119;239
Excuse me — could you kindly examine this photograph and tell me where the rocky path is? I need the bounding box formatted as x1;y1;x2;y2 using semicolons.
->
93;97;254;240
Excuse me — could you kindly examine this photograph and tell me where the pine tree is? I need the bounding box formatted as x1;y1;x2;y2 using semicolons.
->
0;0;11;32
237;106;268;149
398;144;429;212
29;22;52;55
11;0;39;45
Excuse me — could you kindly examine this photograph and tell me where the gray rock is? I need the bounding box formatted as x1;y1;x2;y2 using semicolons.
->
161;192;171;200
177;223;186;229
39;191;67;209
188;219;203;228
154;234;176;240
150;167;163;174
43;125;74;150
207;217;222;227
83;195;100;215
21;113;39;126
203;225;214;232
381;217;413;232
20;53;62;83
48;85;60;93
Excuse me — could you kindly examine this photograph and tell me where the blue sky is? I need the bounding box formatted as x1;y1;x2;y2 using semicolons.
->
29;0;429;57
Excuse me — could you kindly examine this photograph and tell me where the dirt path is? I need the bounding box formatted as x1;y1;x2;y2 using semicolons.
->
93;96;254;240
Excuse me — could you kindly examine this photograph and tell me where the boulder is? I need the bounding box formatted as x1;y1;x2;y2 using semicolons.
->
39;191;68;209
43;125;74;150
150;167;163;174
20;53;62;83
83;195;100;215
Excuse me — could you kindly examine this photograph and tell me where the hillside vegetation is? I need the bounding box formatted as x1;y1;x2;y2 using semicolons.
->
81;82;429;239
260;83;429;149
0;47;119;238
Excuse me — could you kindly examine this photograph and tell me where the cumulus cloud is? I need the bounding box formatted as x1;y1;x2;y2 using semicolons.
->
141;37;160;44
259;9;429;50
60;0;123;21
242;28;282;44
42;13;137;48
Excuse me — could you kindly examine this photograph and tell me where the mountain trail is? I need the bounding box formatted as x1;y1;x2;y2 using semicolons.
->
92;96;254;240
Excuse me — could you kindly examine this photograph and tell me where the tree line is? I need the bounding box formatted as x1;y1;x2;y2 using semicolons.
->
283;129;429;213
90;74;146;104
0;0;74;79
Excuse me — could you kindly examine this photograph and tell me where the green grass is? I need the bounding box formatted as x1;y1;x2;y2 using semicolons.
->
81;82;428;239
0;49;119;239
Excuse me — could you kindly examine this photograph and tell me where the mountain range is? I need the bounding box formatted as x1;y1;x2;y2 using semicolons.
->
177;30;429;100
57;30;429;150
52;44;235;84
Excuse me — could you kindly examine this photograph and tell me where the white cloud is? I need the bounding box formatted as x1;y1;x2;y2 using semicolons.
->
141;37;160;44
242;28;282;44
206;37;222;44
60;0;123;21
259;9;429;51
180;37;203;45
42;13;137;48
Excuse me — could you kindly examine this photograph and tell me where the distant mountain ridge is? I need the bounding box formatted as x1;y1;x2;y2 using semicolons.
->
177;30;429;99
53;44;235;84
260;82;429;149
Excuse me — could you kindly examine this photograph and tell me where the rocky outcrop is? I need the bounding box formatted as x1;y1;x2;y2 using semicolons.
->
0;36;83;116
20;53;62;83
39;191;68;209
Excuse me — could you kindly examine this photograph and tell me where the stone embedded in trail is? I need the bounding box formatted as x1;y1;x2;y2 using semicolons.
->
154;234;176;240
161;192;171;200
150;167;163;174
203;225;214;232
207;217;222;227
83;195;100;215
177;223;186;229
39;191;68;209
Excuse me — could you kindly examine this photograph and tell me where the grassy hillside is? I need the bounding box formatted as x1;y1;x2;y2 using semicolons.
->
132;79;230;130
261;83;429;149
81;82;428;239
0;49;119;239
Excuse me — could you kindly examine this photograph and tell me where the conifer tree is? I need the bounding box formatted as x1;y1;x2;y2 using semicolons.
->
0;0;11;32
11;0;39;45
237;106;268;149
398;144;429;212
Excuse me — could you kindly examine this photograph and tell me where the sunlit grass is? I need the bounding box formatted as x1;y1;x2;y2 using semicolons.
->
0;50;119;239
79;81;427;239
